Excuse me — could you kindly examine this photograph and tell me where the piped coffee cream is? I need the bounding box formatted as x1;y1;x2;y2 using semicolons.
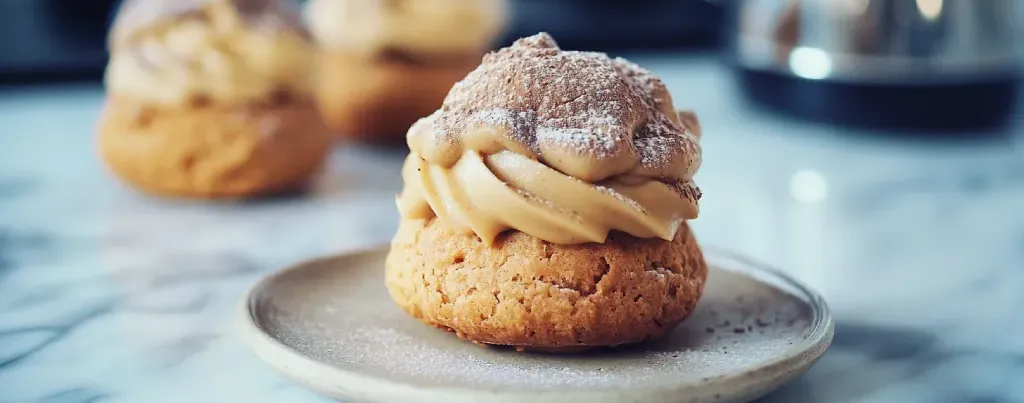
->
105;0;313;106
397;33;703;245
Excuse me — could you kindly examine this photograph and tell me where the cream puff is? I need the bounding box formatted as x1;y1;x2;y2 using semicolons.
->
385;33;707;351
98;0;332;198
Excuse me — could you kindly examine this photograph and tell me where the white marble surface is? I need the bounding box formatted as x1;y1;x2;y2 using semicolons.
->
1;56;1023;403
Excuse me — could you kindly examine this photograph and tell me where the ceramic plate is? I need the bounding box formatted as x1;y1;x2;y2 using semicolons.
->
240;246;833;403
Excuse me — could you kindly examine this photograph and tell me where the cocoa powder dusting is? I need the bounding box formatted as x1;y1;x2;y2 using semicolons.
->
409;32;702;186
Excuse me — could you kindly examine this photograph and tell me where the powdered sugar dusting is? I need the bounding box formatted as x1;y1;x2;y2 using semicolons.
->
612;57;666;110
470;108;540;150
635;126;676;170
410;32;701;187
594;186;647;214
536;127;618;158
473;108;515;126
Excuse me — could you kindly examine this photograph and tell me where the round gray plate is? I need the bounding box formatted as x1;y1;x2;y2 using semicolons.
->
240;246;833;403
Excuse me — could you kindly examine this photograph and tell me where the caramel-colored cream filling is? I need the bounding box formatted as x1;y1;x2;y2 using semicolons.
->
396;33;703;245
105;1;314;106
398;125;700;246
305;0;506;57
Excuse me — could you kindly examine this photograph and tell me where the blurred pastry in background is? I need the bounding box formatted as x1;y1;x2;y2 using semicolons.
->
385;33;706;351
98;0;331;199
305;0;507;145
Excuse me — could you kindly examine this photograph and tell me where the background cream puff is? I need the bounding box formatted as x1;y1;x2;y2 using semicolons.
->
305;0;507;145
98;0;332;199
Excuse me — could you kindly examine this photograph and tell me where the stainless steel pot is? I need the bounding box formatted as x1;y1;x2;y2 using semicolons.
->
731;0;1021;85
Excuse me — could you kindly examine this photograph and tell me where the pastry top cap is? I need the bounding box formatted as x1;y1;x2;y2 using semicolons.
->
408;32;701;183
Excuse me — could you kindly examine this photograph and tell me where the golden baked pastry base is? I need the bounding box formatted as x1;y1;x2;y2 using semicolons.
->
385;220;708;350
97;97;332;199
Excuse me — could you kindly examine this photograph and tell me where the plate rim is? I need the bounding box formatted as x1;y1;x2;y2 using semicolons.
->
239;245;835;403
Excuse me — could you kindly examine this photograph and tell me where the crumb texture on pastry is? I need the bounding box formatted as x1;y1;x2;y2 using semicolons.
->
385;218;707;349
97;98;331;198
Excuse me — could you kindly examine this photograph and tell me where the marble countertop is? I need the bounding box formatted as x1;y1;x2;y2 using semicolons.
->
1;56;1023;403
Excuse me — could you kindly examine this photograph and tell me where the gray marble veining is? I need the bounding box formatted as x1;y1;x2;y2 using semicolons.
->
1;56;1023;403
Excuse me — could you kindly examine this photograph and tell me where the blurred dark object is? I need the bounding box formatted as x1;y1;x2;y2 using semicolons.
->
1;0;723;85
505;0;723;51
0;0;118;84
728;0;1022;131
